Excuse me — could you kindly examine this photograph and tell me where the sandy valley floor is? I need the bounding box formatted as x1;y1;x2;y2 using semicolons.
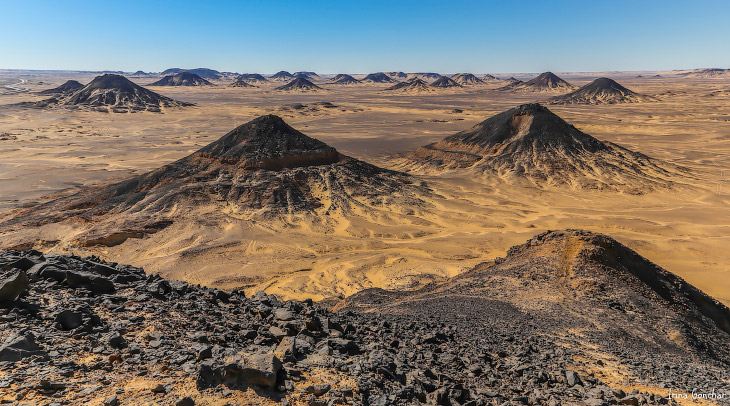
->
1;71;729;305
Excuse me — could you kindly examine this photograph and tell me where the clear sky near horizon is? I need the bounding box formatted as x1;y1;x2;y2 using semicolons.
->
2;0;729;74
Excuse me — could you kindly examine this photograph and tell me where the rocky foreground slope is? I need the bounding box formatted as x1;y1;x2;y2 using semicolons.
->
1;229;728;405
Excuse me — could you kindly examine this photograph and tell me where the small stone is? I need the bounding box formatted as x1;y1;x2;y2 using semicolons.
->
175;396;195;406
305;384;331;396
103;395;119;406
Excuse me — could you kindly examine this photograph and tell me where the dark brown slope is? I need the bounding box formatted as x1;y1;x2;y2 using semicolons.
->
37;80;83;95
344;229;730;364
274;78;324;92
404;103;687;193
29;74;192;113
2;115;427;243
499;72;575;92
548;77;655;105
148;72;213;86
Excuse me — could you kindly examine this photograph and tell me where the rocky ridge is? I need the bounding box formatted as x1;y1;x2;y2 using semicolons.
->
2;229;728;405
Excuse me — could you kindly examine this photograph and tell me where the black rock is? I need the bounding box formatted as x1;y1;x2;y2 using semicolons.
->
0;332;45;361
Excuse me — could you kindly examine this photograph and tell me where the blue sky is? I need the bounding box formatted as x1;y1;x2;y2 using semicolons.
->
2;0;729;73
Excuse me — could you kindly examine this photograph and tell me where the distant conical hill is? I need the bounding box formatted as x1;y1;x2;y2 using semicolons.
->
450;73;483;85
330;74;360;85
408;73;441;82
679;68;730;78
402;103;687;193
37;80;84;95
548;77;655;105
361;72;395;83
499;72;575;92
386;72;408;79
29;74;192;113
293;71;320;80
235;74;267;84
269;71;294;81
148;72;213;86
2;115;428;246
229;79;257;88
275;78;325;92
430;76;463;88
161;68;221;80
385;78;431;92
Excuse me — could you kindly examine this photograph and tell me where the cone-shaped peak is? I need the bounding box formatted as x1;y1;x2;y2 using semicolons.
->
275;78;324;91
447;103;602;150
38;80;84;95
430;76;462;88
193;115;340;169
85;74;140;91
582;77;630;92
548;77;652;105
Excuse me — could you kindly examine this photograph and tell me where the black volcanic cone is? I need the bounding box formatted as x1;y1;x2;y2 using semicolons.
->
38;80;84;95
148;72;213;86
548;77;653;105
361;72;395;83
193;115;340;169
499;72;574;91
31;74;191;113
4;115;427;235
275;78;324;91
331;74;360;84
407;103;686;193
451;73;483;85
430;76;463;88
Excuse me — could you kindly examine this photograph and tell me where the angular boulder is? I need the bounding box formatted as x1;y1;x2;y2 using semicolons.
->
0;270;29;301
0;332;45;361
64;270;115;294
223;353;282;388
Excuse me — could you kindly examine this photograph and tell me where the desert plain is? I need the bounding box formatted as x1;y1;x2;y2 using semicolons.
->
0;70;729;306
